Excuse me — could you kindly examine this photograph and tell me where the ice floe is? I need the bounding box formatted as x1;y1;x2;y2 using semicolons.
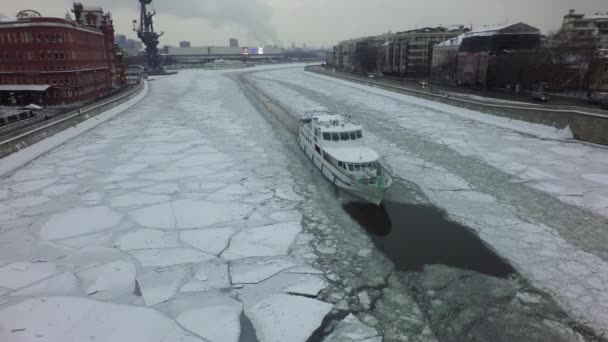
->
76;261;136;298
118;229;179;251
180;228;235;255
177;304;242;342
0;297;202;342
130;248;216;267
0;262;57;290
222;222;301;260
231;258;296;284
39;206;123;240
137;267;187;306
245;294;333;342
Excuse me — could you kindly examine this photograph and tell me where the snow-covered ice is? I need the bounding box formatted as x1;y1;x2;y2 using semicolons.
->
222;222;302;260
0;297;201;342
137;267;187;306
172;200;252;229
118;229;180;250
0;262;57;290
130;248;216;267
179;261;230;293
177;305;242;342
180;227;235;255
246;294;333;342
0;68;332;341
76;261;136;298
282;276;327;297
231;258;297;284
39;206;123;240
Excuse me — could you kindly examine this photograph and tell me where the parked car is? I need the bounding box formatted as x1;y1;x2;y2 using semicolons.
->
532;92;550;103
367;73;375;79
419;80;429;87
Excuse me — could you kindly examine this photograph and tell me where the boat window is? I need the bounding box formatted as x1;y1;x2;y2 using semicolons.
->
355;165;361;171
340;132;350;140
348;164;354;171
315;145;321;154
350;131;357;140
357;131;363;139
338;162;344;168
323;133;331;140
332;133;339;141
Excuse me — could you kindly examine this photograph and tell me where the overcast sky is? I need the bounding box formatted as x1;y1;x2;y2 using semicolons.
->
1;0;606;48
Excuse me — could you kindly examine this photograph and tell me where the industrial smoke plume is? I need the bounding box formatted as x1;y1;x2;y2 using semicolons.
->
104;0;278;43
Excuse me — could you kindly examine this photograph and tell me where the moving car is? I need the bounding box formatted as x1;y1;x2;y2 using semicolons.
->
532;92;550;103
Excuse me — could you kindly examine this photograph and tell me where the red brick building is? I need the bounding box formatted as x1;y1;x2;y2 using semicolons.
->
0;6;125;106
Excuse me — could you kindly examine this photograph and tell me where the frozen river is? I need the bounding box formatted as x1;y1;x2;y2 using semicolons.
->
0;66;606;342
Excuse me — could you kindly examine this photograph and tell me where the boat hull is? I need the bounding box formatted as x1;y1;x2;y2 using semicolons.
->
298;135;390;205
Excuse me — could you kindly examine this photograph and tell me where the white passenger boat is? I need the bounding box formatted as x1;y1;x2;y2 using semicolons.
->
298;114;393;205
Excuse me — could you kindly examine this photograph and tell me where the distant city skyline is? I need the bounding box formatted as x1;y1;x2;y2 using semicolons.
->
1;0;606;47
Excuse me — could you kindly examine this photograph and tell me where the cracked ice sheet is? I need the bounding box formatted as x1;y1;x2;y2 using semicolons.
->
251;69;608;219
0;67;310;340
0;297;202;342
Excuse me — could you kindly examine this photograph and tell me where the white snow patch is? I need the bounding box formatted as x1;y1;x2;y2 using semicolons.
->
222;222;302;260
0;296;201;342
246;294;333;342
39;206;123;240
177;305;242;342
0;262;57;290
180;228;235;255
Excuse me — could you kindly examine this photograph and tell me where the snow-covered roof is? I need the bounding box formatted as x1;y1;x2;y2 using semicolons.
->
436;34;466;47
585;14;608;20
435;22;539;47
324;146;380;163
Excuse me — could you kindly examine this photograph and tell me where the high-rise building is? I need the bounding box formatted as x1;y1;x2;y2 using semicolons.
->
229;38;239;48
562;9;608;48
179;41;191;48
0;5;125;106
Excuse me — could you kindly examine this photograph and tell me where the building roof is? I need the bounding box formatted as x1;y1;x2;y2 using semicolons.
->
0;85;52;92
324;146;380;163
435;22;539;47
